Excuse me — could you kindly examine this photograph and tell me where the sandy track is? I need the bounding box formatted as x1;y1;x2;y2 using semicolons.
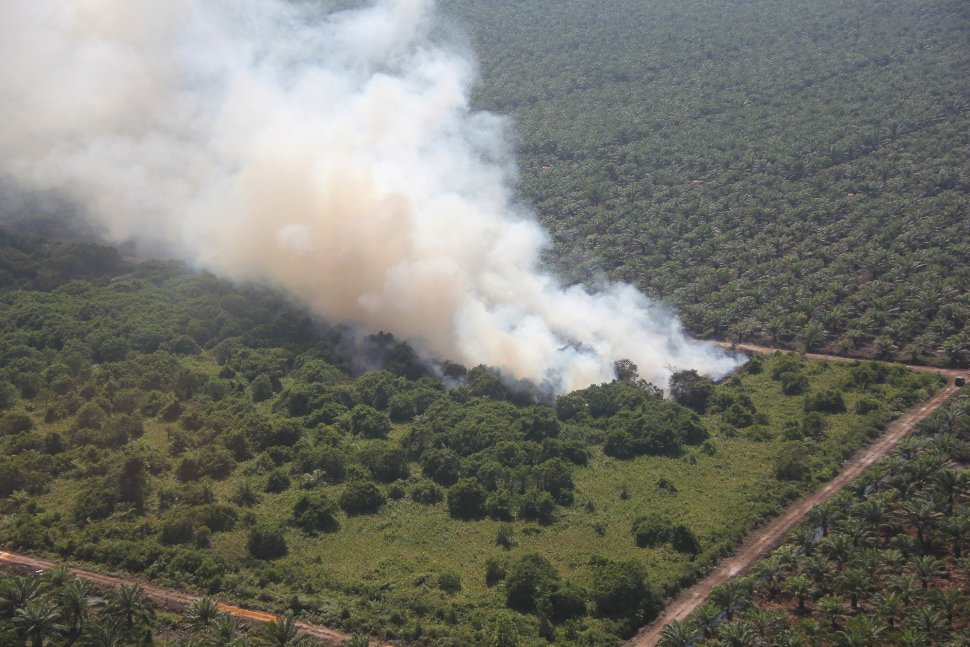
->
629;348;965;646
0;550;356;645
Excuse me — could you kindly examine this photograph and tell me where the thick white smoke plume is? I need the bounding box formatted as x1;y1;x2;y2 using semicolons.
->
0;0;741;393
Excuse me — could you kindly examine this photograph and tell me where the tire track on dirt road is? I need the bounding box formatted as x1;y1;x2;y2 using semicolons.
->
629;348;965;646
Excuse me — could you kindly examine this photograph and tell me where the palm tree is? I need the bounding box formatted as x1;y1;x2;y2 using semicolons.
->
932;469;967;514
186;596;220;630
211;612;240;644
938;402;967;433
939;512;970;558
792;617;824;643
893;628;930;647
13;599;62;647
835;569;869;610
891;533;918;558
910;555;943;589
340;636;370;647
44;566;70;588
82;619;126;647
834;615;886;647
784;574;812;612
816;594;845;630
716;619;759;647
886;574;917;603
850;547;882;578
693;604;720;639
819;533;853;571
808;501;841;537
929;587;965;627
59;578;95;643
2;576;41;618
798;320;826;351
108;583;154;636
657;620;699;647
709;580;750;622
773;544;803;572
791;525;818;556
900;498;939;546
744;607;786;641
905;607;945;644
872;591;904;629
880;548;906;573
801;554;832;595
232;479;261;507
854;495;893;544
264;614;312;647
753;556;785;600
840;518;874;549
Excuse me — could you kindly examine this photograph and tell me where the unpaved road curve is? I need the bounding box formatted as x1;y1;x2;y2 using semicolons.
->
629;348;965;646
0;550;363;645
721;342;967;379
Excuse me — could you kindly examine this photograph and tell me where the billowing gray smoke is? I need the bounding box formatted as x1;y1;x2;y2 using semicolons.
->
0;0;741;393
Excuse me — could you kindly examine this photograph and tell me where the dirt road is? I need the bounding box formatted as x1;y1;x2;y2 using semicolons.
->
629;349;965;646
0;550;355;645
720;342;967;379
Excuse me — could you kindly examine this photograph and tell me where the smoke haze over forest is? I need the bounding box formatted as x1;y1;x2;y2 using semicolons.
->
0;0;741;392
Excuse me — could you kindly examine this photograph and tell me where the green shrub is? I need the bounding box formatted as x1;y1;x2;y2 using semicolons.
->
486;490;515;521
359;443;409;483
518;489;556;524
804;389;847;413
446;478;486;519
802;412;827;439
774;443;811;481
191;503;238;532
437;572;462;595
246;525;288;560
344;404;391;438
505;553;559;613
421;448;461;486
780;372;808;395
265;469;291;493
632;513;672;548
671;525;701;556
589;559;656;620
160;516;196;545
0;411;33;436
485;558;507;586
495;524;516;549
544;580;588;622
0;381;17;411
292;492;340;533
339;480;385;515
668;370;713;413
409;481;443;505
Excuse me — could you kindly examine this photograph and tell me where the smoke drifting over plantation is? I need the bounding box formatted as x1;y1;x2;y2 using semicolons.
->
0;0;741;393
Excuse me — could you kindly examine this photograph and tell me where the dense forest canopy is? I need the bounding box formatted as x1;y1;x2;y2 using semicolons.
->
442;0;970;363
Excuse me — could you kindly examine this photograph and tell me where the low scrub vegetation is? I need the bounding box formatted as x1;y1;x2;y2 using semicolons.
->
0;235;944;645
